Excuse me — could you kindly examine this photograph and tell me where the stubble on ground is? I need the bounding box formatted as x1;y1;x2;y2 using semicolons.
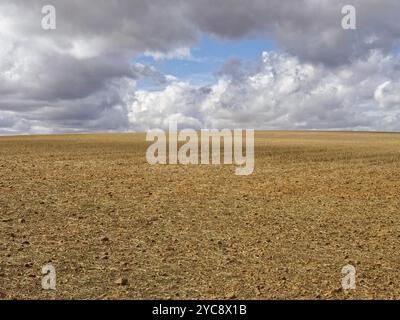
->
0;131;399;299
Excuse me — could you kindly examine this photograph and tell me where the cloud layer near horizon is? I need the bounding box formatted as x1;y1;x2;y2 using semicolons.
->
1;0;400;134
130;51;400;131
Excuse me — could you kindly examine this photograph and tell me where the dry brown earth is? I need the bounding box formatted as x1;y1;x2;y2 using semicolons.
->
0;131;399;299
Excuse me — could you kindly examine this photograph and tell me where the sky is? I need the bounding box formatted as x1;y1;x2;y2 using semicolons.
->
1;0;400;134
135;36;276;88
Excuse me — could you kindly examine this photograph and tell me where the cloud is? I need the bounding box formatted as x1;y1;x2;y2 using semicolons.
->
7;0;400;65
129;51;400;131
374;81;400;110
188;0;400;66
0;1;176;134
1;0;400;133
128;82;205;130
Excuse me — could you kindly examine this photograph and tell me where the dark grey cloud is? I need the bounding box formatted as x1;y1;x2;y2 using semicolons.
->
188;0;400;66
8;0;197;54
9;0;400;64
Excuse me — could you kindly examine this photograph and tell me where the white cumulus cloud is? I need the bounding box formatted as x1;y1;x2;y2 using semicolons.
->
128;51;400;131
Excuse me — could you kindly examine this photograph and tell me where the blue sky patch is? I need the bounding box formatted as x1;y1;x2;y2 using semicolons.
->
135;35;275;89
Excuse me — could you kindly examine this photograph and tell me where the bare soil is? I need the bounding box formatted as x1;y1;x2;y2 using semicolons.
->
0;131;399;299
